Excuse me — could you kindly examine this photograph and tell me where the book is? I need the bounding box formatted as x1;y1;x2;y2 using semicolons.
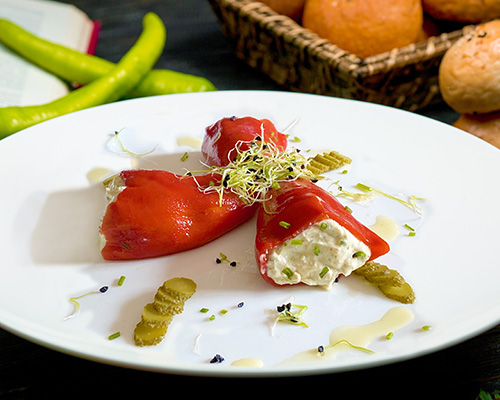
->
0;0;100;107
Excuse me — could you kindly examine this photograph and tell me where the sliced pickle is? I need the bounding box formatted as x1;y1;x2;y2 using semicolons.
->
134;277;197;347
380;282;416;304
354;261;415;304
355;262;405;287
307;151;352;175
153;295;186;315
160;277;197;300
134;320;168;347
155;287;188;304
142;303;174;327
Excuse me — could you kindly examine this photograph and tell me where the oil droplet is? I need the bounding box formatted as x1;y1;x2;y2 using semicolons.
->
370;215;400;242
280;306;414;365
231;357;264;367
86;167;112;184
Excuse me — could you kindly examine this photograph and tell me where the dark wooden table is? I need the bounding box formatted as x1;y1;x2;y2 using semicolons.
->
1;1;499;398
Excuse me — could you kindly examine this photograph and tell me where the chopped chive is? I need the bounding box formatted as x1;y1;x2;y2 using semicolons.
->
279;221;291;229
108;332;121;340
290;238;303;245
117;275;126;286
352;251;366;258
209;314;216;321
320;222;328;230
344;205;352;213
385;332;394;340
404;224;417;236
180;152;189;162
422;325;432;331
355;183;372;192
200;308;209;313
293;136;301;142
282;267;294;279
319;266;329;278
313;245;320;256
219;309;228;315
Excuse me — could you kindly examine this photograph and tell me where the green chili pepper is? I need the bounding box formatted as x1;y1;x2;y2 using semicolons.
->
0;17;216;97
0;12;166;139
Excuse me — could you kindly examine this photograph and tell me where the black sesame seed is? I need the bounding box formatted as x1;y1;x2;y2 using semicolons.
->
99;286;109;293
237;302;244;308
210;354;224;363
230;261;237;267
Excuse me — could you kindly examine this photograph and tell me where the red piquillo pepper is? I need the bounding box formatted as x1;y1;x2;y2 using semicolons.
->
99;170;257;260
201;116;288;167
255;178;390;288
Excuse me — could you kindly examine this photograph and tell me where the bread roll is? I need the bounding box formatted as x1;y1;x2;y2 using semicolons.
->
439;20;500;115
258;0;305;21
422;0;500;23
453;112;500;149
302;0;423;58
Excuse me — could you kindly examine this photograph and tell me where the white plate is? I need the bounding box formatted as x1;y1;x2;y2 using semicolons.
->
1;90;500;377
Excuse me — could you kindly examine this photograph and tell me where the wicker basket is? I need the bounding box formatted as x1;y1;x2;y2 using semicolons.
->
208;0;474;111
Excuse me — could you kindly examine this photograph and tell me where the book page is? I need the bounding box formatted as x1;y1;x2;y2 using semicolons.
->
0;0;94;107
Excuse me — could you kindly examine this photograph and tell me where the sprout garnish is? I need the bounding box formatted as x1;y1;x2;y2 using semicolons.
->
276;303;309;327
335;182;425;216
186;138;321;206
317;339;375;356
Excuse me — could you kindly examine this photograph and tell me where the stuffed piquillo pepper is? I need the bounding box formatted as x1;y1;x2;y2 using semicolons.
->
99;170;257;260
201;116;288;167
255;178;390;290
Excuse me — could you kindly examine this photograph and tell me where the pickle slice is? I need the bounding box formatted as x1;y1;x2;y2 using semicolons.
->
142;303;174;327
153;295;186;315
133;277;197;347
380;282;416;304
160;277;197;300
354;262;405;287
307;151;352;175
354;261;415;304
155;287;188;304
133;320;168;347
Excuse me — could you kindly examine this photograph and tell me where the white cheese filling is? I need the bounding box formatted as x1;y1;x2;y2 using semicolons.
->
266;218;371;290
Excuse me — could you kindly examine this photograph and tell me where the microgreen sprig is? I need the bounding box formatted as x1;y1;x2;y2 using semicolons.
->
187;138;321;206
336;182;425;216
276;303;309;327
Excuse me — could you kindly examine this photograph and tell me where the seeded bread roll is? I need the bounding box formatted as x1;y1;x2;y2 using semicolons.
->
422;0;500;23
439;20;500;115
